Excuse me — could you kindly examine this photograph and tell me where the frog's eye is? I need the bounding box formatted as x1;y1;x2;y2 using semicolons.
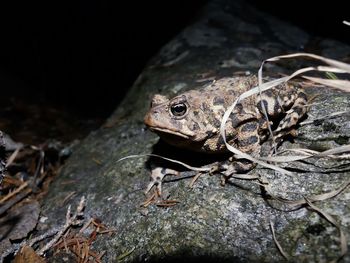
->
170;103;187;117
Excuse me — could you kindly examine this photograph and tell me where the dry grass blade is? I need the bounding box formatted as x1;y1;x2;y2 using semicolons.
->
0;186;32;216
230;174;260;180
317;145;350;157
303;76;350;92
0;182;28;204
270;220;290;260
117;154;211;172
5;146;21;167
304;198;348;262
260;144;350;163
256;54;350;117
300;110;349;126
284;148;319;155
259;154;312;163
260;53;350;73
316;65;349;74
307;179;350;203
270;179;350;208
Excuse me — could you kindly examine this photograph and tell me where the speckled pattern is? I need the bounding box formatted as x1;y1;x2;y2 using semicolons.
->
144;75;307;194
145;75;307;154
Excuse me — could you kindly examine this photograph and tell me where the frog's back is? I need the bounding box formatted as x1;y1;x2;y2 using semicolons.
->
144;75;307;153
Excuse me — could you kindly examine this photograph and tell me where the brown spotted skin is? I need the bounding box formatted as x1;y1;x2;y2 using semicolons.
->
144;75;307;188
145;75;307;152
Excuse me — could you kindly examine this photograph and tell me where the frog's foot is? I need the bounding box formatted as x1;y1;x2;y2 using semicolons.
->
219;165;239;186
218;159;257;185
145;167;179;196
187;162;223;188
270;128;298;155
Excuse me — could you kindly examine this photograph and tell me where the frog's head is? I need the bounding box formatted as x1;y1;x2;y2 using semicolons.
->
144;91;216;149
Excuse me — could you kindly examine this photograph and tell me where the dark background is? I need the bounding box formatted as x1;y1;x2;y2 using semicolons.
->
0;0;349;118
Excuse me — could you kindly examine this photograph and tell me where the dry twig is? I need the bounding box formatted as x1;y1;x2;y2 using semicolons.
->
270;220;290;260
37;196;86;256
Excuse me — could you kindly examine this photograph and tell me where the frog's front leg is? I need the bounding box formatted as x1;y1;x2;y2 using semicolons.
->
219;159;257;182
145;167;179;196
220;120;260;179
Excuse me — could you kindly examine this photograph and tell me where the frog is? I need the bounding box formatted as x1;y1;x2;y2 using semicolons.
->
144;75;308;195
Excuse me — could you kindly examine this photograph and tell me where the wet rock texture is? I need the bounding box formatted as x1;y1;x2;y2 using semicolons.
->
42;0;350;262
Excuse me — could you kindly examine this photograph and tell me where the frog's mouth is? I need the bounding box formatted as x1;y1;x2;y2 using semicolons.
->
148;126;209;152
148;127;191;139
144;112;195;139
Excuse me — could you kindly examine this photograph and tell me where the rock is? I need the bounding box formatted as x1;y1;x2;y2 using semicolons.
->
42;0;350;262
0;201;40;256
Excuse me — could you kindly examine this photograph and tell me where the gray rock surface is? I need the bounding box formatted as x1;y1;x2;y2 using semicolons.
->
42;0;350;262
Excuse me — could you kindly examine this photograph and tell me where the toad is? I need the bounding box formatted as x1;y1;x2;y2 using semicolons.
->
144;75;307;195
